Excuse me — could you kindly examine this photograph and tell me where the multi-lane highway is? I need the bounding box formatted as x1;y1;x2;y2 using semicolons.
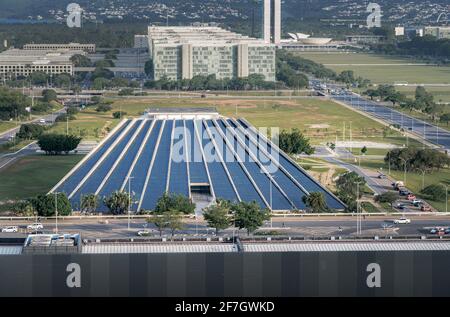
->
311;79;450;151
2;216;450;239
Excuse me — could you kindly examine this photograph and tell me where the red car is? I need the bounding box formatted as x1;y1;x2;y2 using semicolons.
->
421;205;432;212
407;194;416;201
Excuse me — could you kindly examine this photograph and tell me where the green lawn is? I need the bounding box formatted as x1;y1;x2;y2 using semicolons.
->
395;86;450;104
0;121;16;134
47;109;121;141
111;97;423;147
0;154;84;201
296;52;450;85
348;147;389;156
352;158;450;212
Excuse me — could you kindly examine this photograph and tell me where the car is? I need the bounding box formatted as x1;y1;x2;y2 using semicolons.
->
430;227;446;234
137;230;150;237
445;228;450;235
411;199;422;205
1;226;18;233
27;223;44;231
393;218;411;224
378;174;387;179
395;203;406;210
38;119;46;124
421;205;432;212
407;194;416;201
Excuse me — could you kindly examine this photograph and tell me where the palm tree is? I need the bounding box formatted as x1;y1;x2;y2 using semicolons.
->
302;192;328;213
80;193;99;214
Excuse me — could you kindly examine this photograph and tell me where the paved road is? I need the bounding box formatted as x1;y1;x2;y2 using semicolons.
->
324;156;388;195
0;108;66;145
2;217;449;239
310;79;450;151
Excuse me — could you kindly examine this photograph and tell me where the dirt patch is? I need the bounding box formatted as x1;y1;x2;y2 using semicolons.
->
307;124;331;129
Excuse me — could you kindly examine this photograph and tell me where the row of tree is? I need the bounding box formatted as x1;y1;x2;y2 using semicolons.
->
276;50;371;88
384;147;450;173
143;74;279;91
365;85;447;121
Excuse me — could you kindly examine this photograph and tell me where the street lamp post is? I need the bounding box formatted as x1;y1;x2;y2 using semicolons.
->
399;157;407;185
446;185;448;214
54;192;58;234
128;176;134;231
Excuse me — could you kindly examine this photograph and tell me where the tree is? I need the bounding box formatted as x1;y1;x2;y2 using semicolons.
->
0;87;30;120
80;194;99;214
103;191;130;215
302;192;328;213
112;111;127;119
144;60;154;77
37;134;82;155
30;193;72;217
70;54;92;67
279;128;314;155
147;215;168;237
118;88;134;96
361;146;368;155
440;113;450;126
374;192;398;209
232;201;270;235
42;89;57;103
165;209;184;240
93;77;111;90
16;123;45;140
12;200;35;217
154;193;195;214
203;202;231;234
96;103;113;112
335;172;366;213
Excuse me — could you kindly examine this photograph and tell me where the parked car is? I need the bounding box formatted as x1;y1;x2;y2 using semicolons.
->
395;203;406;210
27;223;44;231
1;226;18;233
430;227;446;234
421;205;432;212
411;199;422;205
38;118;46;124
137;230;150;237
378;174;387;179
393;218;411;224
399;188;410;196
407;194;417;201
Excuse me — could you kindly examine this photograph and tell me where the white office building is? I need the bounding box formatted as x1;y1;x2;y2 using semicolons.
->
0;49;82;78
148;26;276;82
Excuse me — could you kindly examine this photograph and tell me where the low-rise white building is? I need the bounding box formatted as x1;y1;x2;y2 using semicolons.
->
0;49;83;78
23;43;96;53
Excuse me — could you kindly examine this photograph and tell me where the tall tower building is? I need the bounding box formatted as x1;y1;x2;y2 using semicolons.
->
263;0;281;44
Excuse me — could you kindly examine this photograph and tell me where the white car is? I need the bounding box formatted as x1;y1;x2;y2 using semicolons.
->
137;230;150;237
38;119;46;124
393;218;411;224
27;223;44;231
1;226;18;233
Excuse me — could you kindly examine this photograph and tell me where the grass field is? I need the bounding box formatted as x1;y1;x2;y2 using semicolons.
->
0;154;84;201
0;121;16;134
352;158;450;212
48;110;121;141
109;97;422;147
296;52;450;85
395;86;450;104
